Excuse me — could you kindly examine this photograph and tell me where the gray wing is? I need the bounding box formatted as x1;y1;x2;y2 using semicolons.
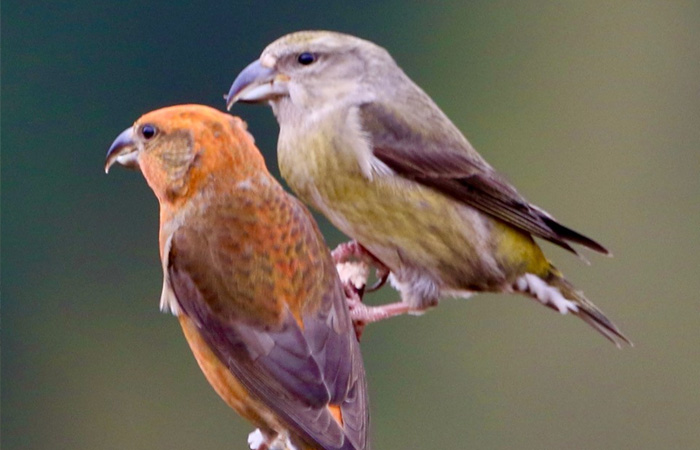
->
167;216;369;450
359;101;609;256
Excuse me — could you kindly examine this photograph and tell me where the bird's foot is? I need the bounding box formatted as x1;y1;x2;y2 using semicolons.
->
332;240;390;292
336;261;369;296
336;260;415;339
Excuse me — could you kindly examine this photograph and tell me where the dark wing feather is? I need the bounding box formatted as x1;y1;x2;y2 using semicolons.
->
360;102;609;256
167;202;368;450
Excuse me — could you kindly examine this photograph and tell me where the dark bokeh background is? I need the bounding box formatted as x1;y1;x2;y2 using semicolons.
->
4;2;700;449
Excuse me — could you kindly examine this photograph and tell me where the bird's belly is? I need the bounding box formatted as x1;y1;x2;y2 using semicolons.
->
299;170;515;292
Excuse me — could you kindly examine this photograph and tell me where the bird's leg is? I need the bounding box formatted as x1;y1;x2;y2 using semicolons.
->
337;262;416;336
340;280;414;338
348;299;415;326
332;240;390;292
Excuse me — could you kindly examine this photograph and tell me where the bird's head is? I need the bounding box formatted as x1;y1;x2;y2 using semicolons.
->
105;104;264;205
226;31;398;116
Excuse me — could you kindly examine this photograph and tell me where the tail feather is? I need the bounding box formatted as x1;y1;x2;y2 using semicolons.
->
541;216;611;256
576;308;631;348
516;267;631;347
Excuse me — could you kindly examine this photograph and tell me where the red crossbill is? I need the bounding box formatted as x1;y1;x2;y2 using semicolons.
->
105;104;371;450
226;31;630;346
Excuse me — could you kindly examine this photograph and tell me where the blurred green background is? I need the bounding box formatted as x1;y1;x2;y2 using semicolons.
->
4;1;700;449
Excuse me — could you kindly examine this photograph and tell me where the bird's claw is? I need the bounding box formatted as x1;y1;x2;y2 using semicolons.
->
333;240;399;339
332;240;391;292
366;266;390;292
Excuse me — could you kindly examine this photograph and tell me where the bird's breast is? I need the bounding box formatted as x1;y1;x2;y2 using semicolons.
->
278;111;367;211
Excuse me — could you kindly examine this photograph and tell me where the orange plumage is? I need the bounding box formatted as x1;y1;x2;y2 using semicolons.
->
106;104;370;450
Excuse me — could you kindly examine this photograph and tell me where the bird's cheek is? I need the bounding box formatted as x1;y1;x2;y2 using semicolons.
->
287;83;313;108
138;154;168;195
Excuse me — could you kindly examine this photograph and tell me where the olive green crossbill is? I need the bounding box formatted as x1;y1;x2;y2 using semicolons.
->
226;31;629;346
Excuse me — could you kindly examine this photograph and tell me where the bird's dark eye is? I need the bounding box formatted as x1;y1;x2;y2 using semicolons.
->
297;52;316;65
140;124;158;140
